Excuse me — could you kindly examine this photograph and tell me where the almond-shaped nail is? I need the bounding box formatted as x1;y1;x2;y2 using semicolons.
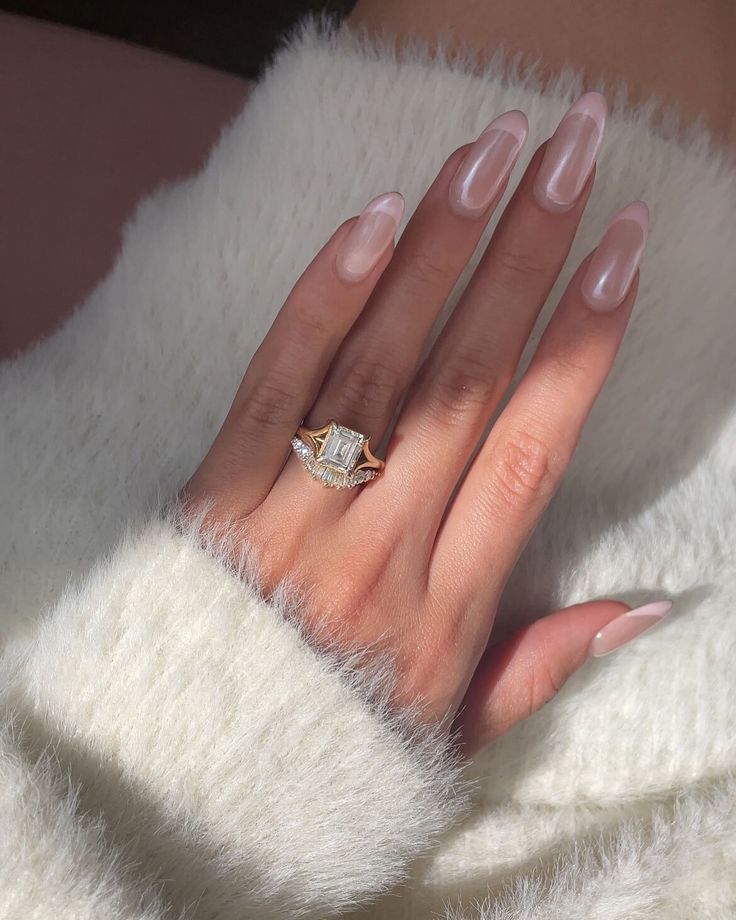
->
533;91;607;213
582;201;649;311
590;600;673;657
449;110;528;218
336;192;405;282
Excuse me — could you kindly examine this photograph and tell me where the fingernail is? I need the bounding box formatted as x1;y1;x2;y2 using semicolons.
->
590;600;673;657
533;91;607;213
449;110;529;218
581;200;649;311
335;192;405;282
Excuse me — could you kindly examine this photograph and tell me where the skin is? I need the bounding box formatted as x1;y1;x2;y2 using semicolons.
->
185;133;640;753
0;13;251;358
3;3;723;751
350;0;736;147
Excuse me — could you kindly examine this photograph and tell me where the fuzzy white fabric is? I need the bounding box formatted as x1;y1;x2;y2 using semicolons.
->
0;721;170;920
0;513;466;918
1;17;735;920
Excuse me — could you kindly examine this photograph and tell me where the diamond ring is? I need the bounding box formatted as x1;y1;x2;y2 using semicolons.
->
291;420;385;489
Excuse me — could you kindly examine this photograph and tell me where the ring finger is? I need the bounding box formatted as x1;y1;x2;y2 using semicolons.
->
274;107;530;509
185;196;403;517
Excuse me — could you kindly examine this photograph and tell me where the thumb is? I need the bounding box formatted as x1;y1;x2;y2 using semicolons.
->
454;598;673;756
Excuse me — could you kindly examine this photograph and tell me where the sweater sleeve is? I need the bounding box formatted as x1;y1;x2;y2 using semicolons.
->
0;510;469;920
0;724;167;920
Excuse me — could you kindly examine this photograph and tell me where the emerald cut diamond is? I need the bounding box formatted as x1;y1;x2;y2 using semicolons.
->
291;420;381;490
318;423;365;472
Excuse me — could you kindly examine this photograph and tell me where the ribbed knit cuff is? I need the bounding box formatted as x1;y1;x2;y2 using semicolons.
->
1;510;470;917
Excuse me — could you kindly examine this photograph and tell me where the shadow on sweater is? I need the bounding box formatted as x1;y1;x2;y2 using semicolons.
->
10;703;310;917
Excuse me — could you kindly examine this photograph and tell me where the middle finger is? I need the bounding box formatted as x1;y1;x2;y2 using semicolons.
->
359;92;607;534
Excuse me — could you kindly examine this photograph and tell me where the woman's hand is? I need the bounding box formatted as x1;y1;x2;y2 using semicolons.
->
185;92;669;754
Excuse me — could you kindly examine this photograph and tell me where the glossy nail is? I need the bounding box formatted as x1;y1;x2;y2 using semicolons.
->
336;192;405;282
590;600;673;657
582;201;649;311
533;91;607;213
449;110;529;217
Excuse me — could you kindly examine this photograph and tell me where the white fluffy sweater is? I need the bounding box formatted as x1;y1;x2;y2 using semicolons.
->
1;20;735;920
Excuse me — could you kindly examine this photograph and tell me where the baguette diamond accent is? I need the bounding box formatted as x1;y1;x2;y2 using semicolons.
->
291;433;379;489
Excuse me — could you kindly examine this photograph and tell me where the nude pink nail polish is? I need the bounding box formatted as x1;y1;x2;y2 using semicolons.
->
449;110;528;218
335;192;405;282
582;201;649;311
590;600;673;657
533;91;608;213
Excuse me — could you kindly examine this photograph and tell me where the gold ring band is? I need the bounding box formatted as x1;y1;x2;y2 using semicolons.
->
291;420;384;489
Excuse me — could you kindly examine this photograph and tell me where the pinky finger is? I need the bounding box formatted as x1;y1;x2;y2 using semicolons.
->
454;598;673;756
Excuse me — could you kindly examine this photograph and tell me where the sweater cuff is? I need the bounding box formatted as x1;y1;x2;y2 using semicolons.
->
3;512;469;917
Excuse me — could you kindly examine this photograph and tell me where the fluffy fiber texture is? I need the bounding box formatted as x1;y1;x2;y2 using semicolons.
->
0;510;467;919
0;724;166;920
0;15;735;920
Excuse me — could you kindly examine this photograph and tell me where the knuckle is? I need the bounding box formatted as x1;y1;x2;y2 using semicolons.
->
404;244;452;291
490;430;560;513
543;342;596;385
291;299;336;345
425;354;504;426
239;377;299;430
338;354;404;421
495;245;551;282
